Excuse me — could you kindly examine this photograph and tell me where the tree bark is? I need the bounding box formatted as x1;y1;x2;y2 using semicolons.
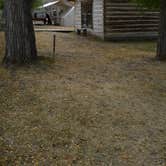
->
3;0;37;65
157;0;166;61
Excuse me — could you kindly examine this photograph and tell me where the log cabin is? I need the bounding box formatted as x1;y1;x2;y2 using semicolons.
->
74;0;160;40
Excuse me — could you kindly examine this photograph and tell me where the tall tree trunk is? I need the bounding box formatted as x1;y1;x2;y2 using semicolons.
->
157;0;166;61
3;0;37;65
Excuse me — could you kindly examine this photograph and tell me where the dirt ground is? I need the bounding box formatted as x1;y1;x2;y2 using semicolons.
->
0;32;166;166
34;25;74;31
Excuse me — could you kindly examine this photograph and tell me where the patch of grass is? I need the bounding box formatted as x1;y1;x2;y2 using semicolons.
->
37;56;55;65
0;32;166;166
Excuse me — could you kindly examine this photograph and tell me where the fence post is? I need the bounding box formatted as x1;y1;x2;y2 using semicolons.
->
53;34;56;59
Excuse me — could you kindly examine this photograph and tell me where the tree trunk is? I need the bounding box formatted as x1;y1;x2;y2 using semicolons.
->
3;0;37;65
157;0;166;61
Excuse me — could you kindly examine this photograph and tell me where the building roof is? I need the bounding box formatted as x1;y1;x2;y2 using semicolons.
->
39;1;59;8
40;0;74;9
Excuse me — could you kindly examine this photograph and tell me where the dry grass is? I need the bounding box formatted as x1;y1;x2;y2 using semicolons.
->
34;25;74;31
0;32;166;166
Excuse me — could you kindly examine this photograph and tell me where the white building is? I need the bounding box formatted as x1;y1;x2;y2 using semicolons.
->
33;0;75;27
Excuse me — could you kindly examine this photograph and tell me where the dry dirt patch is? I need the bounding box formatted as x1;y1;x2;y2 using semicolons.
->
0;32;166;166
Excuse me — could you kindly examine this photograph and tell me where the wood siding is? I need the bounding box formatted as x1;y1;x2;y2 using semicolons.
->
75;0;159;40
104;0;159;40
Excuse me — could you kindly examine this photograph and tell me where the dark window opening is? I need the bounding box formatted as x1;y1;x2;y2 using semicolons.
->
81;0;93;29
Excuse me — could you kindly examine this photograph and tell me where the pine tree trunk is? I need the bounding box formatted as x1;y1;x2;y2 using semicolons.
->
157;0;166;61
3;0;37;65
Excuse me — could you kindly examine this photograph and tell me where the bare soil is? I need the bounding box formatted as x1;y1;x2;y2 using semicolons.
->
0;32;166;166
34;25;74;31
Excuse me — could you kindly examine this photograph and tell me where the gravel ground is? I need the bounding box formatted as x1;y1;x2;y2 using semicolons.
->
0;32;166;166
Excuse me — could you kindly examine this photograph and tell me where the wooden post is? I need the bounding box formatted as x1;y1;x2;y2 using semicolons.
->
53;34;56;59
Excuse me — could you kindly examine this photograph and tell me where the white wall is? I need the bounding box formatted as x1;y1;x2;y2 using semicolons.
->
74;0;104;39
91;0;104;38
61;7;75;26
74;1;82;29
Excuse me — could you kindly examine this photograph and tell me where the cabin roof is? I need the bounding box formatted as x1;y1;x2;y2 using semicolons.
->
39;0;74;9
42;1;59;8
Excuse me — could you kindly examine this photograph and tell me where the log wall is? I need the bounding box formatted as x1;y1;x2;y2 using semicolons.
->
104;0;159;40
74;0;159;40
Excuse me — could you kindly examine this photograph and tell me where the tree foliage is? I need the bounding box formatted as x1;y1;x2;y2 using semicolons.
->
0;0;42;9
132;0;160;9
0;0;3;9
32;0;43;8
